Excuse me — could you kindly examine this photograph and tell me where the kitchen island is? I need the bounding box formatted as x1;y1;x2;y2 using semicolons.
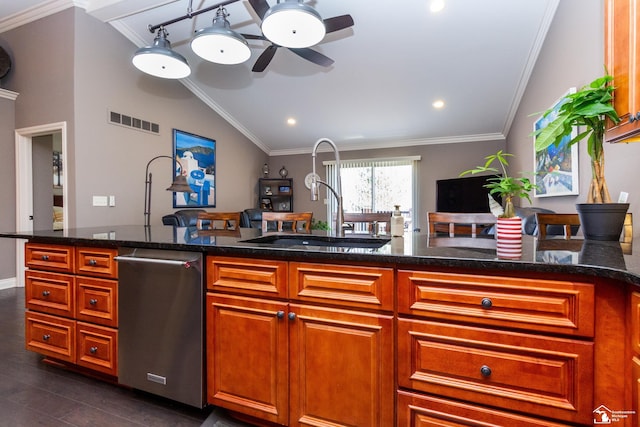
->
3;226;640;426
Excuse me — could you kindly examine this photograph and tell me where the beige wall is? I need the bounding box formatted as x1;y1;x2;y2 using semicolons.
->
508;0;640;229
0;93;16;281
1;8;267;232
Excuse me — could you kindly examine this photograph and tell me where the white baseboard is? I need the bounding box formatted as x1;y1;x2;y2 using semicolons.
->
0;277;18;290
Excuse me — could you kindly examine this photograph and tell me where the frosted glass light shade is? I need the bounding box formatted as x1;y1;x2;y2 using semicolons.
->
191;19;250;65
132;30;190;79
261;1;325;48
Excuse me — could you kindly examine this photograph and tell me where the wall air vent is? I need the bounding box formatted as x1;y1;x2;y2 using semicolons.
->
108;110;159;134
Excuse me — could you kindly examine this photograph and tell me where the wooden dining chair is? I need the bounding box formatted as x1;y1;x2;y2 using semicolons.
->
262;212;313;233
427;212;497;237
343;212;392;234
535;213;580;239
196;212;242;231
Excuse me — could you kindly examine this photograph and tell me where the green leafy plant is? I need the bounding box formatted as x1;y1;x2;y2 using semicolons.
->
460;150;536;218
311;218;330;231
533;74;621;203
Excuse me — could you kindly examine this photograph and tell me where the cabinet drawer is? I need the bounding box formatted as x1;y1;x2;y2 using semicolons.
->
398;318;593;424
398;270;594;337
25;243;75;273
76;277;118;327
25;311;75;362
206;256;287;298
76;322;117;376
289;262;394;311
25;270;75;317
76;247;118;278
397;391;570;427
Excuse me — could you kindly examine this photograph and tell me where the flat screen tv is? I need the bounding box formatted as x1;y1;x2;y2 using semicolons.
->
436;175;502;213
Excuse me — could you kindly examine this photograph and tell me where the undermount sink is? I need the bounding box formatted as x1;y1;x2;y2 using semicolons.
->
241;234;391;249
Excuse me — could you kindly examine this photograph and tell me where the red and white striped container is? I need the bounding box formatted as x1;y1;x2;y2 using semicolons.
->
495;217;522;259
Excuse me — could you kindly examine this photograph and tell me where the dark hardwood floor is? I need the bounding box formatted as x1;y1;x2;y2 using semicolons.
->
0;287;214;426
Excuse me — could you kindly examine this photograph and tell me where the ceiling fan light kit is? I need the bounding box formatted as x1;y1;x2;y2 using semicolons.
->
191;9;251;65
132;0;353;78
132;28;191;79
261;0;326;48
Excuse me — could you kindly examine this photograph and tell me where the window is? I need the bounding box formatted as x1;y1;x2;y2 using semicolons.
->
324;156;420;232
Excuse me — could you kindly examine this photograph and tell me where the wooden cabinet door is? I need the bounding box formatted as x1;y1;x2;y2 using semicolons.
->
75;247;118;278
605;0;640;142
75;276;118;327
206;293;289;425
25;243;75;273
206;256;288;298
289;262;394;311
25;270;75;318
288;303;394;427
76;322;117;376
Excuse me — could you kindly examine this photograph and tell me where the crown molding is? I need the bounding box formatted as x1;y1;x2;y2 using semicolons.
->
0;87;19;100
0;0;86;34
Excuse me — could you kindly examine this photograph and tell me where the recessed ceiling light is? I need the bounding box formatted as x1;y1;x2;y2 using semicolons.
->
430;0;445;13
287;118;297;126
432;100;445;109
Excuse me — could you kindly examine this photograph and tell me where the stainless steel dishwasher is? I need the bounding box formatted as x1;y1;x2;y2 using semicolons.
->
115;248;204;408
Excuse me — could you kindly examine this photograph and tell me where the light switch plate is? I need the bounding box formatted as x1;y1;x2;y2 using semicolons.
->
93;196;108;207
109;195;116;206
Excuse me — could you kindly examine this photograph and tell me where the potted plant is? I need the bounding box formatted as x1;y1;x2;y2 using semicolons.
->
533;74;627;240
460;150;536;218
460;150;536;259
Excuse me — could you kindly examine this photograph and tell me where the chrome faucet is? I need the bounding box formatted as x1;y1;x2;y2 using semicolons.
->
311;138;344;237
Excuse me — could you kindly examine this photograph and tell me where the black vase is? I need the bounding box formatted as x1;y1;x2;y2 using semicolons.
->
576;203;629;241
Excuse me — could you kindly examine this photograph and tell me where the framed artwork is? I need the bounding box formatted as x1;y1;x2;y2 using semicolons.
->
533;88;579;197
172;129;216;208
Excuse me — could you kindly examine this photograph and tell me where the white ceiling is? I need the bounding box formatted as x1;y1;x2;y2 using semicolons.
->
0;0;560;155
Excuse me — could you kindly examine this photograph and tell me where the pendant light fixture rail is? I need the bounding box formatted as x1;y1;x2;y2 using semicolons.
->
132;0;355;78
146;0;240;34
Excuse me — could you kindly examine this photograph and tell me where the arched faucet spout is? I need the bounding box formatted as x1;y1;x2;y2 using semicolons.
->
311;138;344;237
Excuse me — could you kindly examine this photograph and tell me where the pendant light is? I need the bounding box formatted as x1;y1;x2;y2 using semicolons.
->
261;0;326;48
191;7;251;65
132;27;191;79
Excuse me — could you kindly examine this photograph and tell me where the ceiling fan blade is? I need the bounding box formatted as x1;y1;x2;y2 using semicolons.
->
324;14;354;33
242;33;267;41
289;48;334;67
249;0;270;20
252;45;278;72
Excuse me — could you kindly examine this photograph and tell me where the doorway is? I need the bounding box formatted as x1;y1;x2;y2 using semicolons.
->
15;121;68;287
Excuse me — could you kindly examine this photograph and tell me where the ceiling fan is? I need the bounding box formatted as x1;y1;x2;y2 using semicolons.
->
244;0;354;72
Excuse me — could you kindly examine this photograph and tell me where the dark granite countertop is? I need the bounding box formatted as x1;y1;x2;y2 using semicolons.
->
2;226;639;286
